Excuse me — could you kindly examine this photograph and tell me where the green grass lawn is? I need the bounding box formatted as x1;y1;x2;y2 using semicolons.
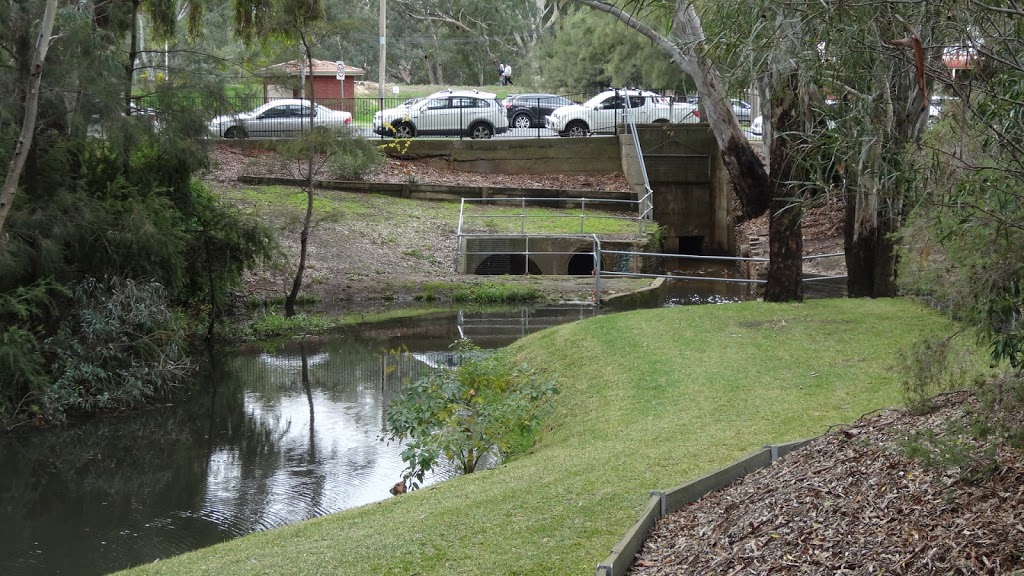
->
117;298;975;576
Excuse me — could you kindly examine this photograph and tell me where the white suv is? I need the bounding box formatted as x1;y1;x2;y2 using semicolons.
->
546;89;698;137
373;90;509;139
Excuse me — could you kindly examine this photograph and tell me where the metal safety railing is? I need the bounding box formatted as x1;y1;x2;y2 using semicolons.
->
621;91;655;228
456;197;646;236
597;250;848;286
455;234;846;306
454;197;651;272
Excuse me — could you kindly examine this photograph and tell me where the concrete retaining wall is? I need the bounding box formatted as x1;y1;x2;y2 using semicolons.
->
385;137;623;176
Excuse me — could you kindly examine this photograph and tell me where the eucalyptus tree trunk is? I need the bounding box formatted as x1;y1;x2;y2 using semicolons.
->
573;0;770;220
845;32;930;298
760;13;818;302
126;0;142;114
0;0;59;236
763;70;805;302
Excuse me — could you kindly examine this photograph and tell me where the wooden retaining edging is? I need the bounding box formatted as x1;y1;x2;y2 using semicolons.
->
596;438;813;576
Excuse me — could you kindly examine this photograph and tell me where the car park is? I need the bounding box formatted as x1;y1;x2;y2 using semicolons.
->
373;89;509;139
501;93;576;129
545;89;698;137
208;99;352;138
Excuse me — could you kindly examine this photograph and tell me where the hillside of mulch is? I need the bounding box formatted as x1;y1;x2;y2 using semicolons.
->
630;389;1024;575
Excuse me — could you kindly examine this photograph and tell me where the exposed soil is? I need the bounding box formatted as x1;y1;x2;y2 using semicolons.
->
205;142;845;311
204;144;649;311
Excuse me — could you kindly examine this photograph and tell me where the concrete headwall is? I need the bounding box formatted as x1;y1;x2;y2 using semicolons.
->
458;236;644;276
619;125;734;256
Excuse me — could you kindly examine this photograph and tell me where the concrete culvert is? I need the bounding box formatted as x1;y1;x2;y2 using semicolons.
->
567;252;596;276
474;254;541;275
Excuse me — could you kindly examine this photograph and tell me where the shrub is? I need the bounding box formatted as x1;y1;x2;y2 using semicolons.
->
898;335;975;414
383;339;559;487
277;127;387;182
0;280;66;429
43;276;194;423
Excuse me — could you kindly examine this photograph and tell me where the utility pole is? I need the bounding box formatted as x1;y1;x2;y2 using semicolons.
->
299;43;307;99
378;0;386;102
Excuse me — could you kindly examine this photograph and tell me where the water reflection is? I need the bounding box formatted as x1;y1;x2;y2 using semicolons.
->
0;306;599;576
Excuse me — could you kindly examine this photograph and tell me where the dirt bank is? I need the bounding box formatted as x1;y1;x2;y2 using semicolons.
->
205;142;845;312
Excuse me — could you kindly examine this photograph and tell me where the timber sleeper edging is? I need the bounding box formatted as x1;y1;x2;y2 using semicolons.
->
595;438;813;576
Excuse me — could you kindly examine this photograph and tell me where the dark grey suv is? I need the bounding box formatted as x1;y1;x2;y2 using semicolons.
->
502;93;576;129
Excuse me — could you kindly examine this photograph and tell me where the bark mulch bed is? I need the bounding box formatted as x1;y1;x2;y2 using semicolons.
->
630;390;1024;575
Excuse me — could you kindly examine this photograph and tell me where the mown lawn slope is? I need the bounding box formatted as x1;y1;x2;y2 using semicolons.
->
118;298;967;576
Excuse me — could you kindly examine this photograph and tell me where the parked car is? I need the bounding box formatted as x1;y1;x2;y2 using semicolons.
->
373;89;508;139
731;99;753;122
546;89;698;137
208;99;353;139
751;115;763;136
501;93;576;129
687;97;753;122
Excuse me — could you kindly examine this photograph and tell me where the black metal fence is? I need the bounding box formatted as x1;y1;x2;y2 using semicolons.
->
161;88;759;140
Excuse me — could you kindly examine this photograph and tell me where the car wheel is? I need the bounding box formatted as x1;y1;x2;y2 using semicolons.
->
470;122;494;139
392;122;414;139
224;126;247;139
566;121;588;138
512;114;532;129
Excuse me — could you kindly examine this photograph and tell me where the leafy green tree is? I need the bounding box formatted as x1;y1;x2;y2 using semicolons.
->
383;340;559;485
386;0;563;86
534;9;693;92
232;0;361;317
897;6;1024;370
0;0;280;425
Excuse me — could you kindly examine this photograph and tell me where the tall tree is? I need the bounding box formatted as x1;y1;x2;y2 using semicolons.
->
232;0;346;317
573;0;770;223
0;0;58;235
773;0;935;297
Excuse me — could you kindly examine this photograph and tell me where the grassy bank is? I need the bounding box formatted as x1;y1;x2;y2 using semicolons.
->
118;298;974;575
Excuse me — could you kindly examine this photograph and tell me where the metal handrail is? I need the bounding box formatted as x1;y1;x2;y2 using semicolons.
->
455;196;645;238
621;90;655;234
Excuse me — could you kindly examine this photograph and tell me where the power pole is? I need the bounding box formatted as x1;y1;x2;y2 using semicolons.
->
378;0;387;101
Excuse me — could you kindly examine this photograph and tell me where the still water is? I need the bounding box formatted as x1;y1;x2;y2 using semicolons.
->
0;272;769;576
0;306;610;576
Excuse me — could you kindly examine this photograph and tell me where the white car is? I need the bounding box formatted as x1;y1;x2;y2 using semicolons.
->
545;89;698;137
208;99;353;139
373;89;509;139
751;115;763;136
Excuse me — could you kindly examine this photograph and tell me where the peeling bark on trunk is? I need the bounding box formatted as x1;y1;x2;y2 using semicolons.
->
0;0;59;235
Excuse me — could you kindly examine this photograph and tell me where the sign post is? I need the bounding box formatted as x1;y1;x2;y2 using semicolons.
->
336;60;346;109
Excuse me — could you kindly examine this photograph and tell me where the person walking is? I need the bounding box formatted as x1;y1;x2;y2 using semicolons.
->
503;63;513;86
498;63;506;86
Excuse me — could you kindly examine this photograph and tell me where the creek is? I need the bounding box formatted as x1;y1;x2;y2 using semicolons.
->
0;278;753;576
